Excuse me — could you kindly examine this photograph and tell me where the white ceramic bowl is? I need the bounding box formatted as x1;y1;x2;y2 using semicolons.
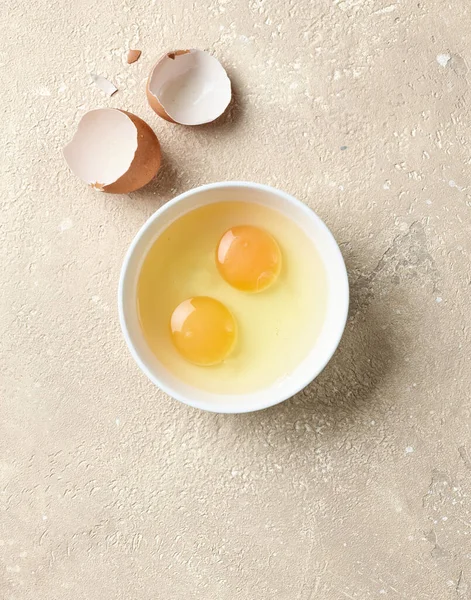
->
118;181;349;413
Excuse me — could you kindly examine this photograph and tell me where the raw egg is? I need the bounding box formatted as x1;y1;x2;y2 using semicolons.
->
137;201;328;394
170;296;237;366
216;225;282;292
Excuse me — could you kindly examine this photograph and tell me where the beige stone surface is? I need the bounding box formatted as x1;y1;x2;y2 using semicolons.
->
1;0;471;598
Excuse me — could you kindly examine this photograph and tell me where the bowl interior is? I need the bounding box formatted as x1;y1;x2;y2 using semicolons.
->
119;182;349;413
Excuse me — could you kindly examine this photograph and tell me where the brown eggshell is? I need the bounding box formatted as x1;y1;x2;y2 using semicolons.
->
63;108;161;194
127;49;141;64
146;49;231;126
104;111;161;193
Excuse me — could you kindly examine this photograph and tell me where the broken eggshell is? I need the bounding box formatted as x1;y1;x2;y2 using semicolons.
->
91;73;118;97
63;108;161;193
127;49;141;64
146;49;231;125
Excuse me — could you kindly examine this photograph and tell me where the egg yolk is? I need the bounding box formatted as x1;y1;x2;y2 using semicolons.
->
216;225;282;292
170;296;237;366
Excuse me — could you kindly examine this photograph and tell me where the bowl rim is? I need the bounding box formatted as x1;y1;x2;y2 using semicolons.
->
118;180;349;413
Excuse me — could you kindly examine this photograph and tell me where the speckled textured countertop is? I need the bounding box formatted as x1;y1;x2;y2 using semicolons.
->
1;1;471;598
